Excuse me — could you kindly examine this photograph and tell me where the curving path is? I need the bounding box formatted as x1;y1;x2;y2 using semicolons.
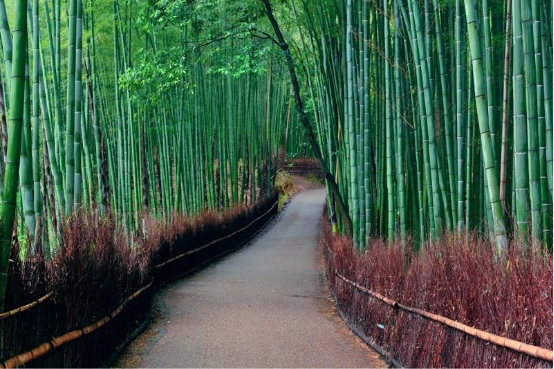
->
116;186;386;368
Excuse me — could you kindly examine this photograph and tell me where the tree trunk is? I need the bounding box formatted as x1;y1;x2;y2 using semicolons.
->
261;0;353;236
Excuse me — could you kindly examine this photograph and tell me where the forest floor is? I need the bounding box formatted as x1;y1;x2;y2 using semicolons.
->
115;178;386;368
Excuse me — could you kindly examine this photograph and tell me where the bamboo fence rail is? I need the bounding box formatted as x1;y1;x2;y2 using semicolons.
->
0;282;153;368
334;271;553;362
0;292;52;321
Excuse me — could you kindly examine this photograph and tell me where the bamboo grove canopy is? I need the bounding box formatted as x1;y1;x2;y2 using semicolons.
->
288;0;553;253
0;0;314;312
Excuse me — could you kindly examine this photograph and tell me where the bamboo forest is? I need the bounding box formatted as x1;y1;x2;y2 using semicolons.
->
0;0;552;368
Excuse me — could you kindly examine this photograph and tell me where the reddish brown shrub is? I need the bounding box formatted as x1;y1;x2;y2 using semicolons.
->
1;190;279;367
323;219;553;368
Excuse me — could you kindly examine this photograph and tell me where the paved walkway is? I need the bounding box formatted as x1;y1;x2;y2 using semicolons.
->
117;188;386;368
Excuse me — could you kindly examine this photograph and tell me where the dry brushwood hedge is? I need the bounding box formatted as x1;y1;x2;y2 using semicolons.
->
322;217;553;368
1;191;278;368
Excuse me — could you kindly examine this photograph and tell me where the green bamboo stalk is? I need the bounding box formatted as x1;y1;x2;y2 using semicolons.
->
499;0;512;211
21;69;35;237
0;0;27;313
74;0;84;206
64;0;78;214
394;2;406;242
434;0;456;227
0;0;12;93
31;0;42;246
455;0;466;230
346;0;359;244
463;0;508;255
520;0;542;244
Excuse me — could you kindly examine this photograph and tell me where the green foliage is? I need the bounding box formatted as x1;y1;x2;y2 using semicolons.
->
119;47;190;102
206;42;270;77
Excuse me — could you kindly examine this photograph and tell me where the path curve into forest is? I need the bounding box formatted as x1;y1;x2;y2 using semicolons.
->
116;185;386;368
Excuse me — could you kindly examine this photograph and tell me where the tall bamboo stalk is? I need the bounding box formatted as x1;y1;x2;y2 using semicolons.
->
0;0;27;312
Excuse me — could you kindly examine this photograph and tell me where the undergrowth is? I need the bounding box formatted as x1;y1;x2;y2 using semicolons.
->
322;217;553;368
274;170;294;210
306;173;324;186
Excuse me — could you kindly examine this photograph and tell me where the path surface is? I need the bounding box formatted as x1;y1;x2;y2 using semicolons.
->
116;187;386;368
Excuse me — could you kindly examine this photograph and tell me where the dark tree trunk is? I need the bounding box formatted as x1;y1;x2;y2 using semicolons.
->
261;0;353;236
